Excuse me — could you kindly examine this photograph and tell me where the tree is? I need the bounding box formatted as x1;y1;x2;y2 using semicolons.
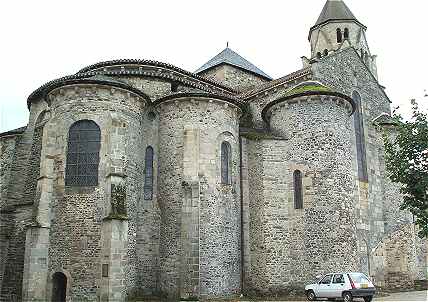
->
383;99;428;238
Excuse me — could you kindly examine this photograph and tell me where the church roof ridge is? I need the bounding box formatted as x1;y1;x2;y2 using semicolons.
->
195;47;272;80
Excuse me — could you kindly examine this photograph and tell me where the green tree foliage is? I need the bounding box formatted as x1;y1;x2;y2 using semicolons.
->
383;99;428;238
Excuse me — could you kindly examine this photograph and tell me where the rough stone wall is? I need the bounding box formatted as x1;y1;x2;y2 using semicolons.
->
0;136;17;207
311;48;410;276
310;22;370;58
199;64;268;92
247;94;358;294
371;224;420;289
119;76;172;100
0;98;47;302
136;106;161;296
242;74;312;129
156;97;241;299
45;84;147;301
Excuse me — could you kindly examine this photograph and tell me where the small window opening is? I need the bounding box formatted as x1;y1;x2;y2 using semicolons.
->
344;28;349;40
221;141;231;184
144;146;154;200
293;170;303;209
323;49;328;56
336;28;343;43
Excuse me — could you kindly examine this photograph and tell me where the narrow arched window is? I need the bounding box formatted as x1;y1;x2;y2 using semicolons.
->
323;49;328;56
144;146;154;200
344;28;349;40
337;28;343;43
352;91;368;182
221;141;231;184
293;170;303;209
317;52;322;59
65;120;101;187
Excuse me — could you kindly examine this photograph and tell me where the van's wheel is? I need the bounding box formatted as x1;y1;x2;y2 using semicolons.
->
363;296;373;302
342;292;353;302
306;290;316;301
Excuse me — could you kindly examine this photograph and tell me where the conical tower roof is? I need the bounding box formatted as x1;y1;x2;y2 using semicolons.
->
312;0;364;30
195;47;272;80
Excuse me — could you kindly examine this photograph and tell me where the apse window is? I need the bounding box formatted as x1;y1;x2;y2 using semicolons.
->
65;120;101;187
221;141;231;184
102;264;109;277
144;146;154;200
293;170;303;209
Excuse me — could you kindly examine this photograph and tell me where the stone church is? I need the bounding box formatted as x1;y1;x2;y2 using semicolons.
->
0;0;426;301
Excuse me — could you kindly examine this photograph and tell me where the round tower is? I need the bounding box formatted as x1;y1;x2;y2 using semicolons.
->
261;81;359;288
31;75;149;301
155;93;242;299
309;0;378;78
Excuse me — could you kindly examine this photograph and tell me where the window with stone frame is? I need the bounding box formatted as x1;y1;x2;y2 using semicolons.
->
344;28;349;40
293;170;303;209
352;91;368;182
65;120;101;187
337;28;343;43
144;146;154;200
221;141;231;184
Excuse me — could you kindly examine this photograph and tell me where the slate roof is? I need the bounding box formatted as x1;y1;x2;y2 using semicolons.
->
0;126;26;138
195;47;272;80
312;0;363;30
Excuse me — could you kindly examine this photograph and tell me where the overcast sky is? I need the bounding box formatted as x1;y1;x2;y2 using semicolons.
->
0;0;427;132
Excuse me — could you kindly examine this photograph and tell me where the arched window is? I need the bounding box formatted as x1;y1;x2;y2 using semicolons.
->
352;91;368;182
144;146;154;200
65;120;101;187
221;141;231;184
317;52;322;59
344;28;349;40
337;28;343;43
293;170;303;209
323;49;329;57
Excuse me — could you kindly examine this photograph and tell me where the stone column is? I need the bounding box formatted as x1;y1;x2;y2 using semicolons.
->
22;226;50;301
100;218;128;302
22;121;54;302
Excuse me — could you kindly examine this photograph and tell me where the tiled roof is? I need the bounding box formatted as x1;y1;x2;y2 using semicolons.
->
195;47;272;80
0;126;26;138
77;59;237;93
312;0;362;29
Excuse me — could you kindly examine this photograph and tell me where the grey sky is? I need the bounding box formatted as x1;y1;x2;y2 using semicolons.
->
0;0;426;132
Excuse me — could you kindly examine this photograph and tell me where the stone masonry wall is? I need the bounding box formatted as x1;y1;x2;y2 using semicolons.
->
371;224;419;289
311;48;413;277
0;98;47;302
251;94;358;293
45;84;147;301
136;104;161;296
199;65;268;92
0;136;17;207
156;97;241;299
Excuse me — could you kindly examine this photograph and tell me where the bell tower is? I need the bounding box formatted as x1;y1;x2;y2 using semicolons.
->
309;0;378;79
